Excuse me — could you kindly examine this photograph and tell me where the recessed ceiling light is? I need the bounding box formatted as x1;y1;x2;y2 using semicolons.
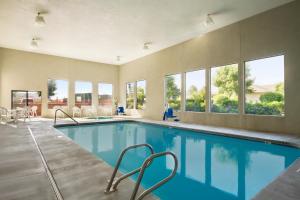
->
204;14;214;26
35;12;46;26
143;42;152;50
30;38;39;49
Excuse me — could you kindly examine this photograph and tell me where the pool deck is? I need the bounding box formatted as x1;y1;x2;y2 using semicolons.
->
1;117;300;200
0;121;155;200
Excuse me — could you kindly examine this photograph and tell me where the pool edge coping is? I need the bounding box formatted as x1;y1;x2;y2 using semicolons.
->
54;118;300;149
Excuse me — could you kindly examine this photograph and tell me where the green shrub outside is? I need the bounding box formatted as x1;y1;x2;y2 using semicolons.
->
211;94;239;113
126;98;134;109
168;99;181;110
185;99;205;112
246;92;284;115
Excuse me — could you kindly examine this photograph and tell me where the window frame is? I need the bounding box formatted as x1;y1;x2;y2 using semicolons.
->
164;73;182;112
209;63;240;114
126;82;136;109
184;68;207;113
243;54;285;117
136;80;147;110
98;82;113;107
47;78;69;109
74;80;93;107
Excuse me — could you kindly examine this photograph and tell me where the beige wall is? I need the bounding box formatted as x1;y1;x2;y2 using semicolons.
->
119;1;300;134
0;48;119;117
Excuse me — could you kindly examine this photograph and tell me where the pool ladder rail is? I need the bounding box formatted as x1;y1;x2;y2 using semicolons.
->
54;109;79;125
105;144;178;200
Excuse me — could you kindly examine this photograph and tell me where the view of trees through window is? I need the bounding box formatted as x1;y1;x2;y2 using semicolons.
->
126;82;135;109
137;80;146;109
245;55;284;116
98;83;113;107
75;81;92;108
211;64;239;113
47;79;68;108
185;70;206;112
165;74;181;110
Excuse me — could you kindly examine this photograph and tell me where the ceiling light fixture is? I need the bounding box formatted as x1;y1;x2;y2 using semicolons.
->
35;12;46;26
116;56;121;62
143;42;152;50
30;38;39;49
204;14;214;26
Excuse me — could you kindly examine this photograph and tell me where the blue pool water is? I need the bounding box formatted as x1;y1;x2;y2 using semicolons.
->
57;122;300;200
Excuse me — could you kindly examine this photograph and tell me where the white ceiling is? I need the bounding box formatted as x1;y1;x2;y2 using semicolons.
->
0;0;293;65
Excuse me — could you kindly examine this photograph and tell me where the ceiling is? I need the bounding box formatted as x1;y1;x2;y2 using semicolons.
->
0;0;293;65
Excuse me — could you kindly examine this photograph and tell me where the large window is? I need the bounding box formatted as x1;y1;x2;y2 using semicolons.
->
165;74;181;110
75;81;92;108
48;79;68;109
136;80;146;109
185;70;206;112
211;64;239;113
98;83;113;107
126;82;135;109
245;55;284;116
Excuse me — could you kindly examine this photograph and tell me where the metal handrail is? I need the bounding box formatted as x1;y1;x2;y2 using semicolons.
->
54;109;79;125
130;151;178;200
105;144;155;193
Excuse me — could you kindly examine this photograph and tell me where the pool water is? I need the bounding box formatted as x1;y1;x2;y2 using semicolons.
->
57;122;300;200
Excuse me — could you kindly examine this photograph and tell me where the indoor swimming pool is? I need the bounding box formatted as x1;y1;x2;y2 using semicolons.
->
57;122;300;200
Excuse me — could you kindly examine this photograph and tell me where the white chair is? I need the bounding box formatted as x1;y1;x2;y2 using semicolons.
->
99;106;113;116
72;106;81;118
84;106;97;117
30;106;38;117
0;107;17;123
16;107;30;122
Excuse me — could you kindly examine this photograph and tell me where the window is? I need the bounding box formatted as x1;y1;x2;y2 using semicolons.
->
245;55;284;116
75;81;92;108
98;83;113;107
136;80;146;109
185;70;206;112
165;74;181;111
211;64;239;113
47;79;68;109
126;82;135;109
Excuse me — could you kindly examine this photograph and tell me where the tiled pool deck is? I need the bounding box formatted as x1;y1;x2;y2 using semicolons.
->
1;118;300;200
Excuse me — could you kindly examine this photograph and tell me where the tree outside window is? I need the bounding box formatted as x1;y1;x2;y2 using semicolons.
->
211;64;239;113
126;82;135;109
165;74;181;110
185;70;206;112
136;80;146;109
48;79;68;109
